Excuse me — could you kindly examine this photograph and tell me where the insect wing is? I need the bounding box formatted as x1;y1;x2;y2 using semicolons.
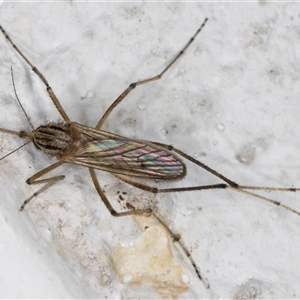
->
70;139;185;179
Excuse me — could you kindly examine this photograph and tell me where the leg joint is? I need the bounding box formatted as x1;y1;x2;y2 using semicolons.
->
111;210;117;217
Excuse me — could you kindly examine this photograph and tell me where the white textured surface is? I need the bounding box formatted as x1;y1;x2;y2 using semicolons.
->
1;2;300;299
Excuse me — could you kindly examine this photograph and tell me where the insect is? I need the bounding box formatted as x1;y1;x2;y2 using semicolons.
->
0;18;299;288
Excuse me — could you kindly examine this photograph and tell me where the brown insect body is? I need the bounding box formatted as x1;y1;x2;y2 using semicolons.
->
31;121;186;179
32;122;74;157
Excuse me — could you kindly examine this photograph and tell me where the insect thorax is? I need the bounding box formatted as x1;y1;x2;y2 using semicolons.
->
33;122;75;158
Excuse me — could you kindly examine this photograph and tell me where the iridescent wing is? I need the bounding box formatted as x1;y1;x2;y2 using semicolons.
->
63;123;185;179
71;139;185;179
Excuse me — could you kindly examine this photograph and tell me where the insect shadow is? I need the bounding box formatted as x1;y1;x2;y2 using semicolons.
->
0;18;299;288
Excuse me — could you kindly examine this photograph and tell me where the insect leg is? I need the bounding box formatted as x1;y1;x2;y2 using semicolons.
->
0;25;70;122
89;168;207;286
113;173;227;193
151;211;208;288
20;161;65;210
113;167;300;217
89;168;151;216
154;142;300;191
168;145;300;215
95;18;208;129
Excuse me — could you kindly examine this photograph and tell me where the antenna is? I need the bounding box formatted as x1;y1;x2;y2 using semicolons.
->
11;67;34;130
0;141;30;161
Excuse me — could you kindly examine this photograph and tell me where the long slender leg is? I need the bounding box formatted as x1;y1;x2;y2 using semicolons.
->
96;18;208;129
0;25;70;122
20;161;65;210
153;141;300;193
89;167;207;286
149;212;209;288
155;143;238;187
226;186;300;216
112;174;300;217
89;168;151;217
